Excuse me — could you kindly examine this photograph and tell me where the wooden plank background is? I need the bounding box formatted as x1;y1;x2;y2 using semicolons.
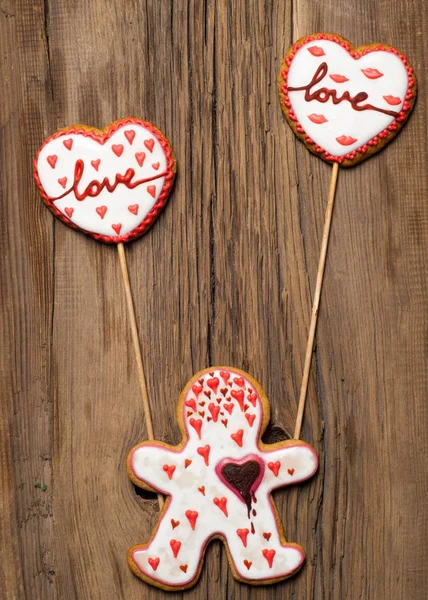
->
1;1;427;598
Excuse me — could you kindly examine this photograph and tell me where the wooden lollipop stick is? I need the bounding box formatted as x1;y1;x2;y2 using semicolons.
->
294;162;339;440
117;242;164;509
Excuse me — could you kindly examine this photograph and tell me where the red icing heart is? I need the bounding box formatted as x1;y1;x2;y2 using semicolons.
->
288;468;295;475
267;461;280;477
34;119;176;243
221;419;228;427
207;377;219;393
152;162;160;170
262;548;276;568
185;399;197;412
199;401;206;407
230;390;245;411
220;370;230;383
263;532;272;541
64;207;74;218
128;204;139;215
224;403;234;415
230;429;244;447
124;129;136;144
243;559;252;570
184;459;192;468
112;144;124;157
170;539;181;558
148;557;160;571
197;444;210;466
189;418;202;438
144;138;155;152
47;155;57;168
163;464;176;480
213;496;228;517
248;393;257;406
192;383;202;395
198;486;205;495
171;519;180;529
236;528;249;547
135;151;145;167
233;376;245;388
245;413;256;427
112;223;122;235
208;402;220;422
147;185;156;198
185;510;198;530
180;564;188;573
96;206;107;219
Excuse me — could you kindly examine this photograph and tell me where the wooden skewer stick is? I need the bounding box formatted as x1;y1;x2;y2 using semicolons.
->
117;242;164;509
294;162;340;440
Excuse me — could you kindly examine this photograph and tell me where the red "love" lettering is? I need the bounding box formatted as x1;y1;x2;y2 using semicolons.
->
49;159;167;201
288;63;399;118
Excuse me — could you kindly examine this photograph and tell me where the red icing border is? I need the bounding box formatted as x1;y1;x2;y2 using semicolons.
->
279;33;417;166
33;117;176;244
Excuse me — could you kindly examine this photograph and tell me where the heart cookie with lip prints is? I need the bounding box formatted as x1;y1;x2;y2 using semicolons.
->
34;118;176;243
278;33;417;167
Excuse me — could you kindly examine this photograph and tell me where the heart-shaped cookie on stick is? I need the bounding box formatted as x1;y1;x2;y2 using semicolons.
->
34;118;175;242
34;118;177;510
278;34;417;440
279;33;417;167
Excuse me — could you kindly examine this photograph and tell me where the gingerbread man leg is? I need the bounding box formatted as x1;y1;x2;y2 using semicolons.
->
129;498;216;588
222;491;305;581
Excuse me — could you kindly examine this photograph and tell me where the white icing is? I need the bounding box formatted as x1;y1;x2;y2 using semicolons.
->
36;122;171;238
128;368;318;587
287;40;409;156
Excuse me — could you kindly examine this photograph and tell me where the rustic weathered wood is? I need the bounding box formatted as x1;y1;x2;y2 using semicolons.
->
1;1;427;599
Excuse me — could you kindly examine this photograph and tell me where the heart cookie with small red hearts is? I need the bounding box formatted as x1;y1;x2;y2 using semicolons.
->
278;33;417;166
34;118;176;243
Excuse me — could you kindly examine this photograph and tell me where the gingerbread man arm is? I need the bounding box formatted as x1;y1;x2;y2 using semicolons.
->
128;442;183;494
262;441;318;490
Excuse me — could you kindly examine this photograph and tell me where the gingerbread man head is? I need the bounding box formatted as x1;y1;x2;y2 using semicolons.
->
127;367;318;590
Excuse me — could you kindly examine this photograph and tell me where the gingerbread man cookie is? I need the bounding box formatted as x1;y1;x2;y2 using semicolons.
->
127;367;318;590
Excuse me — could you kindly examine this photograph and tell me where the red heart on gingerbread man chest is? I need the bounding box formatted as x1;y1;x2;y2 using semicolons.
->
34;118;176;243
279;34;417;166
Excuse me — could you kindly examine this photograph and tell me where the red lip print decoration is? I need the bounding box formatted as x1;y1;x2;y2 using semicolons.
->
383;95;402;105
279;33;417;167
329;74;349;83
308;46;325;57
308;114;328;124
336;135;358;146
34;118;176;243
361;67;383;79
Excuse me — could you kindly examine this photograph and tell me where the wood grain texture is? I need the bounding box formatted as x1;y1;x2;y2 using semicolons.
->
1;1;427;598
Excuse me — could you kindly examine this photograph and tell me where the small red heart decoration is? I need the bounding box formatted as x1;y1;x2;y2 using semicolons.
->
96;206;107;219
128;204;139;215
112;144;124;157
148;557;160;571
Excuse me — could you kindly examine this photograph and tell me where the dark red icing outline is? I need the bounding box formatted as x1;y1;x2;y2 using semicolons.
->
33;117;176;244
279;33;416;165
